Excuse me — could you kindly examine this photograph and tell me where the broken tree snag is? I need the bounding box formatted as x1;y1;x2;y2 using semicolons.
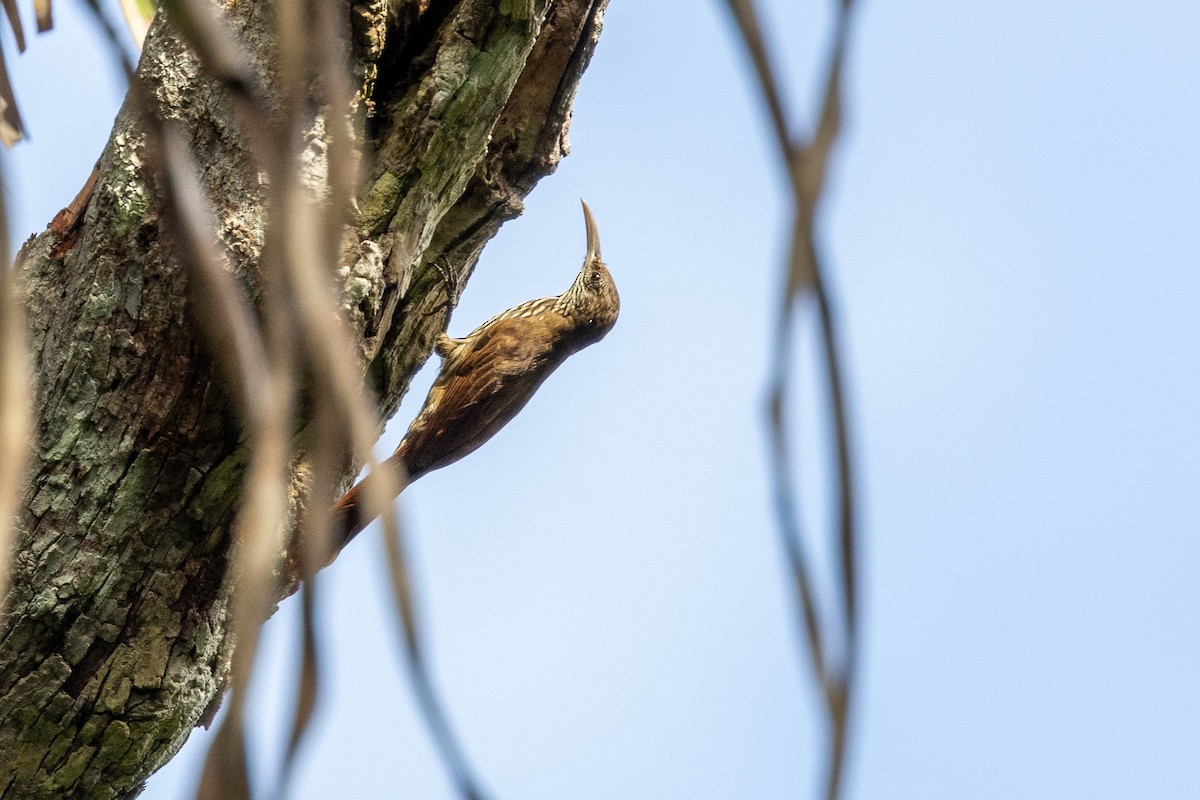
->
47;162;100;259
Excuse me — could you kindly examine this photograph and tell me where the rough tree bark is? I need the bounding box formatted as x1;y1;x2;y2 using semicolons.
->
0;0;608;796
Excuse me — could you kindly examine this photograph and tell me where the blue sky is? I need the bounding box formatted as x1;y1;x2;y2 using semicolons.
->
6;2;1200;798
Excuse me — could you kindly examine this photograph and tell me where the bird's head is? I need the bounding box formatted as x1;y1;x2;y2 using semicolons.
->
560;200;620;339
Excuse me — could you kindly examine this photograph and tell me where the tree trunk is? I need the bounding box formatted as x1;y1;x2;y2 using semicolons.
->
0;1;607;796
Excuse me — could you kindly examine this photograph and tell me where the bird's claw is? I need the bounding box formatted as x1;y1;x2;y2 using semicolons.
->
425;259;461;318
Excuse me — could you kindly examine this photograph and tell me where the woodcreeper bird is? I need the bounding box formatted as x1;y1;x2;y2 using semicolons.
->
332;200;620;545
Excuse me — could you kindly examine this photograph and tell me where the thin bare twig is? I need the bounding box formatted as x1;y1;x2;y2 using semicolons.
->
722;1;860;799
162;119;295;800
381;513;491;800
0;162;30;618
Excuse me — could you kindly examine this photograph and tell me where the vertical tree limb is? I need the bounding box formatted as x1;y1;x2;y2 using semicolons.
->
0;1;609;797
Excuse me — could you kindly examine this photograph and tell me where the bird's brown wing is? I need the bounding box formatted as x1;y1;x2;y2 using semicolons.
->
399;313;570;477
332;314;568;547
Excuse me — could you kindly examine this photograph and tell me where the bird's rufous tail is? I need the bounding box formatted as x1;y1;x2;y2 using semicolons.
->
331;448;412;550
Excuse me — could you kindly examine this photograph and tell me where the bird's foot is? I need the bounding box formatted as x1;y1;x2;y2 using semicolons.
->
425;258;461;318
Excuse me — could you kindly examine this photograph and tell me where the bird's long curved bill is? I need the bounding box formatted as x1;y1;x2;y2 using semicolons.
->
581;199;602;262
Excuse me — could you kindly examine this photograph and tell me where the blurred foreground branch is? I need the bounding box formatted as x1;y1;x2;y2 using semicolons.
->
723;1;860;798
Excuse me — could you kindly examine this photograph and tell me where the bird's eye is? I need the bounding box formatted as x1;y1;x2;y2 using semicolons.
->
588;271;602;288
